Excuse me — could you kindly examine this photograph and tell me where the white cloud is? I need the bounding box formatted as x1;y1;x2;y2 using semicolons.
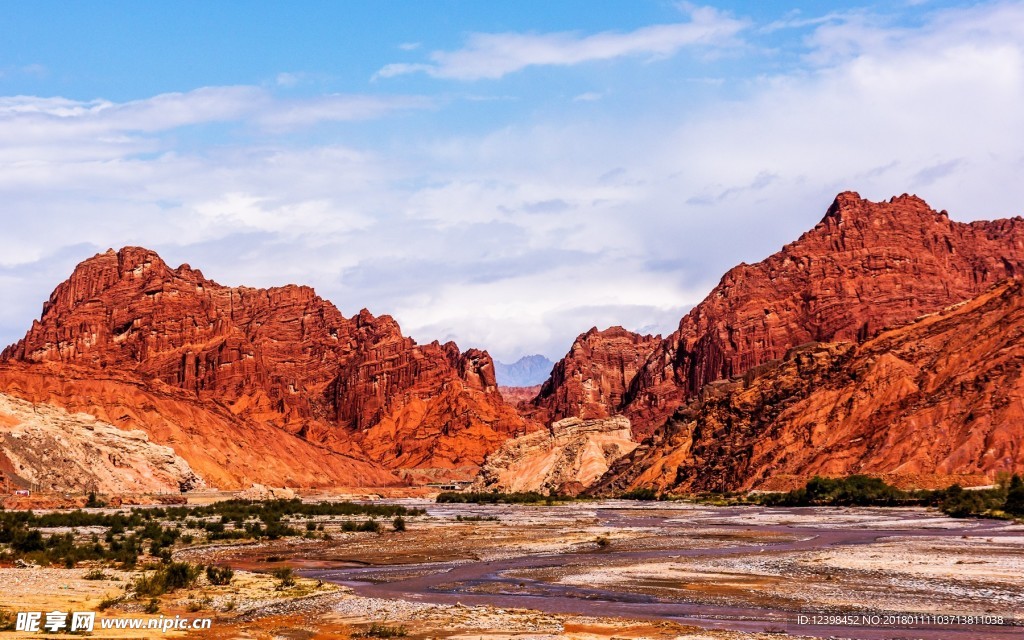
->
2;2;1024;364
276;72;302;87
376;5;747;80
256;94;434;130
0;86;431;148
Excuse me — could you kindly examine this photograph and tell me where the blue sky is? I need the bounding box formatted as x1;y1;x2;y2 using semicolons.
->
2;1;1023;361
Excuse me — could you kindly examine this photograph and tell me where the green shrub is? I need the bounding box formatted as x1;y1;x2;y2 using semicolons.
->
205;565;234;586
619;488;660;501
356;623;408;638
97;595;123;611
392;517;406;532
1004;475;1024;516
436;491;568;504
754;475;916;507
134;562;200;597
272;567;295;589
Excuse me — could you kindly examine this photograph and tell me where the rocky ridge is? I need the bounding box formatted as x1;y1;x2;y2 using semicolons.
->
0;247;535;487
529;326;660;426
538;193;1024;438
593;279;1024;494
494;354;554;387
0;361;399;490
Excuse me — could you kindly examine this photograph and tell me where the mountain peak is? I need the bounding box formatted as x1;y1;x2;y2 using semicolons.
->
821;191;934;226
495;354;555;387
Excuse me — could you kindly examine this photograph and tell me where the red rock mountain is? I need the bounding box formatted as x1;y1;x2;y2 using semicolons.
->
594;279;1024;493
0;247;534;488
529;327;660;425
538;193;1024;438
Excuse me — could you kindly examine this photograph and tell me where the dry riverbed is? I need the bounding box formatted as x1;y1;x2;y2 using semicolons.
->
1;500;1021;639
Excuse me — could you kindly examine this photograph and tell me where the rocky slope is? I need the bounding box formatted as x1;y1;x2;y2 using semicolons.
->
0;362;400;489
0;247;534;487
475;416;637;496
0;392;203;494
594;279;1024;494
539;193;1024;438
529;327;660;425
498;385;543;407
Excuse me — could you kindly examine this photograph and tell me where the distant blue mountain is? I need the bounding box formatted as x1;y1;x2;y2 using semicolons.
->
494;354;554;387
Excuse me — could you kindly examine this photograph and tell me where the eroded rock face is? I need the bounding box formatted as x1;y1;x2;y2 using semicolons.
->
0;362;400;490
0;392;204;494
594;280;1024;493
499;385;543;408
530;327;660;425
475;416;637;495
540;193;1024;437
0;247;535;484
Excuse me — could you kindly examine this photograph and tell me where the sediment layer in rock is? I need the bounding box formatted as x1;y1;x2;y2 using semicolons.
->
540;193;1024;438
594;280;1024;493
0;392;203;494
0;247;535;487
475;415;637;495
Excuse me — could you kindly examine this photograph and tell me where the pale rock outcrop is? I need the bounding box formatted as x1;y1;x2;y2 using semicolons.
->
475;416;637;495
239;483;297;500
0;392;203;494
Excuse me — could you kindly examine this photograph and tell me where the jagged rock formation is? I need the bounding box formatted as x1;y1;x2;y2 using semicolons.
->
494;355;555;387
540;193;1024;438
530;327;660;425
593;280;1024;494
0;247;535;487
475;416;636;496
0;392;203;494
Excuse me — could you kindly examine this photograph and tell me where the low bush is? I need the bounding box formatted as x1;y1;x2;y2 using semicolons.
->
97;594;122;611
1004;475;1024;516
205;564;234;586
134;562;201;597
436;491;569;504
619;488;660;501
272;567;295;589
355;623;408;638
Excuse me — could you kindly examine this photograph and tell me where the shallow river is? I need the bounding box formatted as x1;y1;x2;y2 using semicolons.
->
302;503;1023;639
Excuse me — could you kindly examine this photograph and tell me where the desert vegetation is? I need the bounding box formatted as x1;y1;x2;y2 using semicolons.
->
751;474;1024;519
436;491;574;504
0;498;423;568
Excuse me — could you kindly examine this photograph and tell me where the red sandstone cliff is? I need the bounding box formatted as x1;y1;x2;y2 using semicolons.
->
538;193;1024;438
529;326;659;424
0;247;534;487
593;279;1024;493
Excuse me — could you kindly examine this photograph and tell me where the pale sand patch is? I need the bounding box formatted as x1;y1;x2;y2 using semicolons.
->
797;536;1024;583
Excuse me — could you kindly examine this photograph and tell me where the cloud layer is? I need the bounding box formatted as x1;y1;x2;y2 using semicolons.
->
376;6;747;80
2;2;1023;363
